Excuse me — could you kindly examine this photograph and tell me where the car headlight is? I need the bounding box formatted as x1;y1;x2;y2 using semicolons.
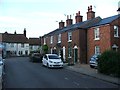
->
49;60;53;63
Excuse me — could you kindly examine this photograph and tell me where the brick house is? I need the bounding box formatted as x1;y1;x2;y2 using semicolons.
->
87;14;120;61
41;5;120;64
29;38;41;53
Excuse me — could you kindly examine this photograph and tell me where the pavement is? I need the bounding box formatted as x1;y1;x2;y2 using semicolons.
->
64;63;120;85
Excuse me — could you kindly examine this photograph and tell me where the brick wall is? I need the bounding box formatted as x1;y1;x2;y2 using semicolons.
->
87;24;111;63
87;18;120;63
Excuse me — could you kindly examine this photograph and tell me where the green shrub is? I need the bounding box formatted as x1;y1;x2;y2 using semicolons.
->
98;50;120;77
42;44;48;54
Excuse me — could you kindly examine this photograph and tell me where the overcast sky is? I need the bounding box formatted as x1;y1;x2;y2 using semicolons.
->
0;0;119;38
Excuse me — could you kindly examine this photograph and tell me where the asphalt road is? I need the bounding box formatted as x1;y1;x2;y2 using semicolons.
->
3;57;119;89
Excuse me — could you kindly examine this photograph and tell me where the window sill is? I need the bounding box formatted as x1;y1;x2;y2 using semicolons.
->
94;38;100;41
68;56;72;58
58;41;61;43
114;36;119;38
68;40;72;42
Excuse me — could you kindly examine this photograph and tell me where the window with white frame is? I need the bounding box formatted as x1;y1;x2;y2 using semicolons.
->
68;32;72;42
44;37;46;45
10;43;14;47
94;27;100;40
114;25;119;37
50;36;53;44
95;46;100;55
21;44;24;48
58;34;61;43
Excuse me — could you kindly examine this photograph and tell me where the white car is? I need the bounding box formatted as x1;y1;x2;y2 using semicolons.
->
42;54;63;68
0;57;4;89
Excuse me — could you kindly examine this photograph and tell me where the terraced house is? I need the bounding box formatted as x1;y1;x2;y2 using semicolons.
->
0;29;43;58
1;29;29;57
41;5;120;65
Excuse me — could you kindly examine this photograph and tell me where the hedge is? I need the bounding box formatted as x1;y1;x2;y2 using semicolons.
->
98;50;120;78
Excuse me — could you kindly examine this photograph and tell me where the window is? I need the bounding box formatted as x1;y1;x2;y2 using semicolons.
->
58;34;61;43
114;25;119;37
10;43;14;47
94;27;100;40
21;44;24;48
44;37;46;45
50;36;53;44
95;46;100;55
68;32;72;42
30;46;33;50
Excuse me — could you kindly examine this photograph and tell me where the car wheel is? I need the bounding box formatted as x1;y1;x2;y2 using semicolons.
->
47;63;49;68
90;65;95;68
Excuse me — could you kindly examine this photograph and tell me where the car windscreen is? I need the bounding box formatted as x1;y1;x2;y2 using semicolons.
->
48;55;60;59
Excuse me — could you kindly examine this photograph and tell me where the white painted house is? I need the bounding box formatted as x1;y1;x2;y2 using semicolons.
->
1;29;30;57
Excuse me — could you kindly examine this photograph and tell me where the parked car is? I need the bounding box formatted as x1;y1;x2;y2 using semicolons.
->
89;54;100;68
0;57;4;89
29;53;43;63
42;54;63;68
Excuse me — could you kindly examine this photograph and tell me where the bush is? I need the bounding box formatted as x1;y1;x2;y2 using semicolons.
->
42;44;48;54
98;50;120;77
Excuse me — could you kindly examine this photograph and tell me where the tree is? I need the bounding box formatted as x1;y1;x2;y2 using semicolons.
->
42;44;48;54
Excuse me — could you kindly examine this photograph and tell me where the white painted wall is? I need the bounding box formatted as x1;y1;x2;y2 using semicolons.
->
5;43;29;56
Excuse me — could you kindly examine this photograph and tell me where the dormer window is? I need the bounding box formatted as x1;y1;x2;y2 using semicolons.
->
114;25;119;37
94;27;100;40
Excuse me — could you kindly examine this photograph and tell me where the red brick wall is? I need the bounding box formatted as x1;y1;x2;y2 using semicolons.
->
110;18;120;51
87;24;111;63
87;18;120;63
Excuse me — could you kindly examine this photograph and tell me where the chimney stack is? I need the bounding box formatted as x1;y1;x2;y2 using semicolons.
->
24;28;26;37
66;15;73;26
59;20;65;29
75;11;83;23
87;5;95;20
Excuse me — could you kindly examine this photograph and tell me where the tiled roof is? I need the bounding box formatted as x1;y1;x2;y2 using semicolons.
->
29;38;40;45
43;14;120;37
44;16;102;36
2;32;28;43
93;14;120;27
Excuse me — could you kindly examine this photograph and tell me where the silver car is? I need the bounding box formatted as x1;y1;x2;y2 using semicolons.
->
89;54;99;68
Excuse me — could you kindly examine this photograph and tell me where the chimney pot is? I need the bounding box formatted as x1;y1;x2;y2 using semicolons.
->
59;20;64;29
67;15;69;19
87;5;95;20
70;15;72;19
75;11;83;23
66;15;73;26
90;5;92;11
78;11;80;15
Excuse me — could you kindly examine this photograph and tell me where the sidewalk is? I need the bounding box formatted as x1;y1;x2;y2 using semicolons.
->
64;63;120;85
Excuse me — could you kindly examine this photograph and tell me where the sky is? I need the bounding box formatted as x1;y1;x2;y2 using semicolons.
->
0;0;119;38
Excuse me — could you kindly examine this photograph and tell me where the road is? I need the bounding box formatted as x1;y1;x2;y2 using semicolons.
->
3;57;119;89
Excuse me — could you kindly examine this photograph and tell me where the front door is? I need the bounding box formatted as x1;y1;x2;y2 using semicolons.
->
74;49;78;64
